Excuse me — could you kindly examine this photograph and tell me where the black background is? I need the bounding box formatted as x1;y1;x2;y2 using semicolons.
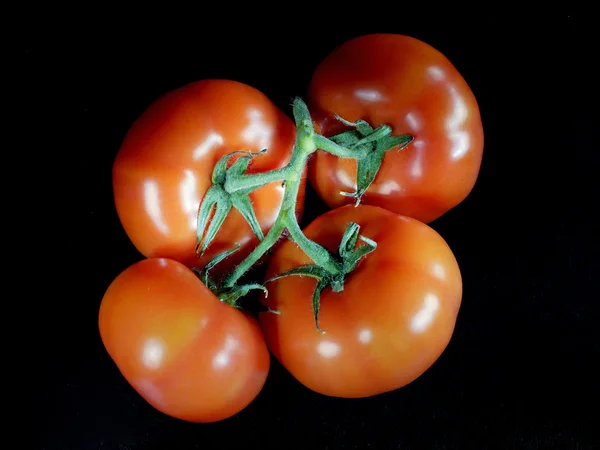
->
33;12;599;449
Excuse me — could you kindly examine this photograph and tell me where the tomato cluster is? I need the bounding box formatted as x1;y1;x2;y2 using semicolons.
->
100;34;483;422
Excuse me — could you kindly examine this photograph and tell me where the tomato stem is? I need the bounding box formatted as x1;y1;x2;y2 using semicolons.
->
263;221;377;331
197;97;412;313
222;99;341;287
224;166;290;193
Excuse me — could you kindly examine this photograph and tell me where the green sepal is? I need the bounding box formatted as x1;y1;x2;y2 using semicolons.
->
312;278;329;333
194;245;271;312
379;134;414;153
266;222;378;332
253;301;281;315
265;264;330;332
339;133;414;206
194;245;241;289
338;222;360;259
329;129;363;147
213;283;269;309
192;266;216;289
340;147;387;205
329;112;414;205
352;124;391;147
211;149;266;184
266;264;329;283
196;185;232;255
338;222;377;273
227;154;252;178
344;236;377;274
333;114;374;135
204;245;241;272
198;149;267;254
231;192;264;242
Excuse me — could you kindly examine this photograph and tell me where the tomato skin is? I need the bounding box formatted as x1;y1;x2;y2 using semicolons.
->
308;34;484;223
113;80;303;278
98;258;270;422
259;205;462;398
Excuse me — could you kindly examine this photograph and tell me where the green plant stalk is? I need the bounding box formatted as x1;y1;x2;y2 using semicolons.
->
198;97;413;308
222;117;340;288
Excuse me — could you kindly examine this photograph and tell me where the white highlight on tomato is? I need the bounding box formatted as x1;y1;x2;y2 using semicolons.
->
410;139;425;178
180;169;201;230
212;335;240;369
427;65;446;82
446;86;470;160
337;169;357;190
236;235;252;247
377;179;402;195
242;108;273;150
446;87;468;130
449;131;470;161
143;179;169;234
405;112;421;132
142;338;165;370
317;341;341;359
432;262;446;280
193;131;224;160
358;329;373;344
411;293;440;333
259;183;285;225
354;88;384;102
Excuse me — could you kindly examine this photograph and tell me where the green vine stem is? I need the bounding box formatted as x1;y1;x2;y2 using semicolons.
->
196;97;413;326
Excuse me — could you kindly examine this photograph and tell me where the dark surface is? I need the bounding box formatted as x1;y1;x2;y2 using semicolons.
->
34;15;599;449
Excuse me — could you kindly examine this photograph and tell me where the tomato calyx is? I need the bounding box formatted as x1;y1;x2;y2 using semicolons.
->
196;149;269;256
266;222;376;332
194;246;269;310
328;115;413;206
211;284;269;310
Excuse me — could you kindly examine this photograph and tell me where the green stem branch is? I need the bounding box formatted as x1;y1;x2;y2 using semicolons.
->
223;218;287;287
285;213;339;275
312;134;371;159
223;130;340;286
199;97;413;302
224;166;290;193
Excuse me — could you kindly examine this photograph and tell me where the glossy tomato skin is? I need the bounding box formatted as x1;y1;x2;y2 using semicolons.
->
308;34;484;223
98;258;270;422
259;205;462;398
113;80;303;279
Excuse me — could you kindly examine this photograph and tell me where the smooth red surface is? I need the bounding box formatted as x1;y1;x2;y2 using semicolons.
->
308;34;484;223
98;258;270;422
260;205;462;398
113;80;302;278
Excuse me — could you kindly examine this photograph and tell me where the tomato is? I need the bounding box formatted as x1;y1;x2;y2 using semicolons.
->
113;79;302;278
98;258;270;422
307;34;484;223
259;205;462;398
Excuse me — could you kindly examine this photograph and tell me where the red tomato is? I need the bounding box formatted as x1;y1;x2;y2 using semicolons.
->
98;258;270;422
113;80;302;278
259;205;462;398
308;34;484;223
